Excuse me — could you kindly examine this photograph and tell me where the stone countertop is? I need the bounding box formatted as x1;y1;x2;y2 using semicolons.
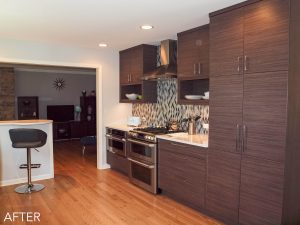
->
0;119;53;125
157;133;208;148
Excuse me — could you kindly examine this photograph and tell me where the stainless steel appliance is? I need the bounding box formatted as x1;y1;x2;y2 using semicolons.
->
127;127;181;194
106;128;127;157
142;40;177;81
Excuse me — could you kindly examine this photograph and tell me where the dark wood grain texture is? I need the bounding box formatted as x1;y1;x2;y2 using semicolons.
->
243;0;289;74
206;150;241;225
243;71;288;163
239;156;284;225
119;44;157;85
208;0;300;225
142;45;158;74
177;25;209;78
158;140;207;211
209;75;243;154
210;8;244;77
119;50;131;85
119;45;157;103
282;0;300;224
209;0;260;17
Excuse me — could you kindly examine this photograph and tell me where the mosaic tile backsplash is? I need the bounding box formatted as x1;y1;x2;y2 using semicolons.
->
132;79;209;134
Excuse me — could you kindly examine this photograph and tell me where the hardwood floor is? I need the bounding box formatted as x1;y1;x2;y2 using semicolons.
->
0;141;223;225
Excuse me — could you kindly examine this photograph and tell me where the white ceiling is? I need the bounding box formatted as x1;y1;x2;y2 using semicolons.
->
0;0;244;50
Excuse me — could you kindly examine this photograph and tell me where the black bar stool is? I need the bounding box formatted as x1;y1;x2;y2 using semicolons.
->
9;128;47;194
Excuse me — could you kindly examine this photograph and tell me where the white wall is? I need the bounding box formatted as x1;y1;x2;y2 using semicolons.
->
0;38;132;169
0;121;54;186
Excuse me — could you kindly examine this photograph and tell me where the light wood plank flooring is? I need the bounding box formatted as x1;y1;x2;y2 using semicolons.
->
0;141;223;225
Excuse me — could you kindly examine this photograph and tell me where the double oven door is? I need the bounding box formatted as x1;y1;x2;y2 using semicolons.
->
127;138;157;194
106;128;127;157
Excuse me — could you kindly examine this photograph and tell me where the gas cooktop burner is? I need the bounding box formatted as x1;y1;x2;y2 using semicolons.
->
129;127;184;143
132;127;183;135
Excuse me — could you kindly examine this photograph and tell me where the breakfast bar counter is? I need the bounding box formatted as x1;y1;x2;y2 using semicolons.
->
0;120;54;186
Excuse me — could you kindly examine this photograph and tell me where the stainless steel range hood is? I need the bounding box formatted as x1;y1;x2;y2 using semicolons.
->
143;40;177;81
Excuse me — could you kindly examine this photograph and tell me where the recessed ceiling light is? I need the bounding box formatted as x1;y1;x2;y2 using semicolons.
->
98;43;107;47
141;25;154;30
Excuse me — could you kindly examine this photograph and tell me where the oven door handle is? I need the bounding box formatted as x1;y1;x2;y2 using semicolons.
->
106;134;126;143
128;158;155;169
127;138;155;148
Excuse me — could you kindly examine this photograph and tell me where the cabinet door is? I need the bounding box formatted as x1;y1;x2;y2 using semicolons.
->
206;150;241;224
178;26;209;78
130;47;143;84
210;8;244;77
158;141;206;209
243;0;289;74
209;74;243;153
239;156;284;225
243;71;288;163
120;51;131;84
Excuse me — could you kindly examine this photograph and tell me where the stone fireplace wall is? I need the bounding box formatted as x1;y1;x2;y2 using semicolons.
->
0;68;15;120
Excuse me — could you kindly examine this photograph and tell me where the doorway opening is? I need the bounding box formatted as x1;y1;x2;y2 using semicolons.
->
0;62;100;170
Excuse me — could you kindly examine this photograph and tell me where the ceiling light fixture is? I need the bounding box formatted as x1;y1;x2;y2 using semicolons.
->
98;43;107;47
141;25;154;30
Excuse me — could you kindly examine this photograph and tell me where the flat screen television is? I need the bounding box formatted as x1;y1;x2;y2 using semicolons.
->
47;105;74;122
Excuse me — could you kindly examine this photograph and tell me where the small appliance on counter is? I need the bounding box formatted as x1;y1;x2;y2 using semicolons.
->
127;116;141;127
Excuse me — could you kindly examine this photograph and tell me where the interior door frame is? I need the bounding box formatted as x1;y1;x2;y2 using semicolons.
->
0;58;106;170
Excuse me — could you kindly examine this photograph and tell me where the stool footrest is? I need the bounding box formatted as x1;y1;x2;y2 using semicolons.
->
19;164;41;169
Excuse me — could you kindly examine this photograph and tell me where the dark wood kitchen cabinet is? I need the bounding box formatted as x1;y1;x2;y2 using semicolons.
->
243;0;289;74
208;71;287;224
210;0;289;77
208;74;243;154
176;25;210;105
119;44;158;103
119;44;157;85
158;139;207;210
177;25;209;78
206;150;241;225
207;1;300;225
210;7;244;77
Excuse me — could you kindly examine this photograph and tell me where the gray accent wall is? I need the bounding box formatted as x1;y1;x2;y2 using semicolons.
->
15;70;96;119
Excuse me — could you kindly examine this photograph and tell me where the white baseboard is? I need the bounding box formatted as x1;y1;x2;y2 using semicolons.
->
0;174;54;187
98;163;111;170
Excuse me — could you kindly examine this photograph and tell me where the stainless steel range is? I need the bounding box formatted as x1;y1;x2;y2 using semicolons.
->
127;127;182;194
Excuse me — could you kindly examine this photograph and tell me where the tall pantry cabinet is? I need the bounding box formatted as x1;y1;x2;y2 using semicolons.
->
207;0;300;225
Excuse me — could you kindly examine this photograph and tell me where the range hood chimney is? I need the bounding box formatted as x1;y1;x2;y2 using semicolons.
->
143;40;177;81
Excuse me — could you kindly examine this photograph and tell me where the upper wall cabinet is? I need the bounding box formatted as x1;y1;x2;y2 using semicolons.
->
119;44;158;103
210;8;244;77
119;44;157;85
177;25;209;79
243;0;289;74
210;0;289;77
